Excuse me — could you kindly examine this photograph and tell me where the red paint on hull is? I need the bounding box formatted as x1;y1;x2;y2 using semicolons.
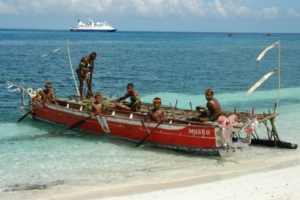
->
31;100;221;150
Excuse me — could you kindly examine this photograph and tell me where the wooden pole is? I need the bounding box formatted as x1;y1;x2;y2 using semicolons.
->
20;80;26;106
66;40;79;95
275;40;280;113
189;102;193;111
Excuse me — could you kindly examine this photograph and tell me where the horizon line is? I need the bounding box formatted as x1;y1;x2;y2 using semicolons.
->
0;28;298;34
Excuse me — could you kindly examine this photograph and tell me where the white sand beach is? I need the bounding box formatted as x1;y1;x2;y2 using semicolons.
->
46;156;300;200
100;165;300;200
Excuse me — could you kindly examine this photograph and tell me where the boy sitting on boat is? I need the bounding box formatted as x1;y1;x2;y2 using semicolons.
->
112;83;142;112
145;97;169;123
187;89;222;122
84;92;107;114
33;82;58;105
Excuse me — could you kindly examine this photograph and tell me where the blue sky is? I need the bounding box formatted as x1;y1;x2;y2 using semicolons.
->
0;0;299;32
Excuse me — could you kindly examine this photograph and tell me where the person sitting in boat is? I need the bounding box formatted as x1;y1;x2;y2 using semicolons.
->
145;97;169;123
112;83;142;112
34;82;58;105
76;52;98;101
84;92;108;114
187;89;221;122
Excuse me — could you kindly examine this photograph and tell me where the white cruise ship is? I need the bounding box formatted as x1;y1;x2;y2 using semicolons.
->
69;19;117;32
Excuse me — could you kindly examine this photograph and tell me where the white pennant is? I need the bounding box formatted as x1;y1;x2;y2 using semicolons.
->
246;68;278;95
36;43;66;59
8;88;20;92
6;83;14;89
256;41;278;62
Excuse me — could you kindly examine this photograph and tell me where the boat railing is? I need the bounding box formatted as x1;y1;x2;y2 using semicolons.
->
58;98;275;127
55;99;217;127
56;99;83;111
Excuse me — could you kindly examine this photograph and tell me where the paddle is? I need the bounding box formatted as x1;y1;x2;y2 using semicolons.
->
68;115;93;130
17;99;46;123
135;119;163;147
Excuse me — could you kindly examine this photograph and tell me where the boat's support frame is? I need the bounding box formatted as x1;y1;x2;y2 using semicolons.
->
236;104;297;149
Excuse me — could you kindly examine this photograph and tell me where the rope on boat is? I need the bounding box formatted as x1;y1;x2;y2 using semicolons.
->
66;40;80;95
33;40;79;95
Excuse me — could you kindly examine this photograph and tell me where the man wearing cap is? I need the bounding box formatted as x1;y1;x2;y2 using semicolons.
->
187;89;222;122
34;82;58;105
76;52;98;101
145;97;169;123
113;83;142;112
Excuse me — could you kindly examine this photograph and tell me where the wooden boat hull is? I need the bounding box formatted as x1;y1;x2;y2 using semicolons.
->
26;99;249;156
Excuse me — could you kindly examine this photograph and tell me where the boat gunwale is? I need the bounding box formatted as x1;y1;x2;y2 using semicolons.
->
46;99;216;129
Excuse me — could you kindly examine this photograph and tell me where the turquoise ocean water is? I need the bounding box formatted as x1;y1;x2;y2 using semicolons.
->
1;30;300;199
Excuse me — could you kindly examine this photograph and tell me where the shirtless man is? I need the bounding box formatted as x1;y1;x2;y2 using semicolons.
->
113;83;142;112
76;52;98;101
145;97;169;123
187;89;222;122
84;92;103;115
34;82;58;105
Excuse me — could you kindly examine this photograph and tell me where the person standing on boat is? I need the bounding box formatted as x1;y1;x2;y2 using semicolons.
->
187;89;222;122
76;52;98;101
113;83;142;112
84;92;107;114
145;97;169;123
34;82;58;105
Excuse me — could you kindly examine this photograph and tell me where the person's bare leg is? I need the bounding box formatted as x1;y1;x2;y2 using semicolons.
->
114;103;131;111
77;71;85;102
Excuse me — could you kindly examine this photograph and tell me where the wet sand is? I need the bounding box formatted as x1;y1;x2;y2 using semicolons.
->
45;154;300;200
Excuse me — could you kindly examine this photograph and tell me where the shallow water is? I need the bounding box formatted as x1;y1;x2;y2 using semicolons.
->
0;30;300;200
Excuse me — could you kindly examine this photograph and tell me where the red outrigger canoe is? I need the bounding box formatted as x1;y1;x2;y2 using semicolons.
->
20;92;254;157
17;84;298;157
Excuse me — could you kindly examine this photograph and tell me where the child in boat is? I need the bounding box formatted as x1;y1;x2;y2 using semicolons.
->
34;82;58;105
84;93;107;114
187;89;222;122
112;83;142;112
145;97;169;123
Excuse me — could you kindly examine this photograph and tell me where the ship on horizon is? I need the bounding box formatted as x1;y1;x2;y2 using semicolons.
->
69;19;117;32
